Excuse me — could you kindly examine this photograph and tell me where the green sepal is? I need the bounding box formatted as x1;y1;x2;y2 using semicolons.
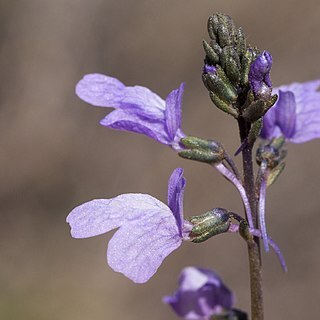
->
203;66;238;103
207;16;216;40
179;149;224;164
242;93;278;123
242;99;266;122
209;91;239;118
236;27;246;59
256;137;287;169
180;136;223;153
267;162;285;187
240;47;259;86
188;208;231;243
203;39;219;64
248;118;263;148
220;47;240;84
269;136;285;150
217;23;232;47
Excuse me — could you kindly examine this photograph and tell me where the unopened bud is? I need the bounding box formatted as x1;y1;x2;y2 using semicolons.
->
202;66;238;103
209;92;239;118
203;40;219;65
220;46;241;84
179;137;225;164
249;51;273;100
240;48;259;86
242;94;277;123
188;208;231;243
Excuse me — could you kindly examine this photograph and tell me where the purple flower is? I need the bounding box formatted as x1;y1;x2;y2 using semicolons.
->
163;267;234;320
249;51;273;99
66;168;192;283
76;73;185;150
261;80;320;143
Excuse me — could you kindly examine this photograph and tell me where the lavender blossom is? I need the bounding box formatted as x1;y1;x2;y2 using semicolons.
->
76;73;185;150
249;51;273;99
164;267;234;320
261;80;320;143
66;168;192;283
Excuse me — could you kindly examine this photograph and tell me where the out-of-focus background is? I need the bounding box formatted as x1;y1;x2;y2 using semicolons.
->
1;0;319;319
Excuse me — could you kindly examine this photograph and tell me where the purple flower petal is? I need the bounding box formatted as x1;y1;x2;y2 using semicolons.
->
76;73;186;149
275;91;296;138
76;74;165;117
119;85;165;119
164;267;234;320
76;74;126;107
67;194;182;283
260;105;277;139
165;83;184;140
108;215;182;283
67;194;170;238
100;109;168;144
261;79;320;143
167;168;186;236
249;51;273;99
66;168;191;283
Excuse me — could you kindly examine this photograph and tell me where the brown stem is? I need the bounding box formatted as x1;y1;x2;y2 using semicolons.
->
238;117;264;320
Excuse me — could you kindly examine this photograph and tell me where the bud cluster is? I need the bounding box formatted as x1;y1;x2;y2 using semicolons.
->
202;13;277;124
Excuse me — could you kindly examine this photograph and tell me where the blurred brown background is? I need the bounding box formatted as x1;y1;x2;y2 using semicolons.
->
0;0;320;319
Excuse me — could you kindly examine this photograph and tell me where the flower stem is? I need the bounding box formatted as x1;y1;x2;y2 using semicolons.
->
238;117;264;320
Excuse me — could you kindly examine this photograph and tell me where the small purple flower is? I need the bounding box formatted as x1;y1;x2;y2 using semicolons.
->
249;51;273;99
163;267;234;320
261;80;320;143
66;168;192;283
76;73;185;150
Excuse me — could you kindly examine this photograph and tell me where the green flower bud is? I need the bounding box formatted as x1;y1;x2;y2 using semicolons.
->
202;66;238;103
240;48;259;86
203;40;219;65
179;137;225;164
188;208;231;243
209;92;239;118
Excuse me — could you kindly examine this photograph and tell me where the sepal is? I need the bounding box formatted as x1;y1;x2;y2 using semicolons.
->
179;136;225;164
267;162;286;187
256;137;287;169
188;208;231;243
209;92;239;118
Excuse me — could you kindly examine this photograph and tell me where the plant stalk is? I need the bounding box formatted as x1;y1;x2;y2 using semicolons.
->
238;118;264;320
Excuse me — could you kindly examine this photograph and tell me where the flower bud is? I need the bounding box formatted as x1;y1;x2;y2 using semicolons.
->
220;46;241;84
242;94;277;123
188;208;231;243
202;66;238;103
236;27;246;58
203;40;220;65
179;136;225;164
240;47;259;86
249;51;273;100
209;91;239;118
